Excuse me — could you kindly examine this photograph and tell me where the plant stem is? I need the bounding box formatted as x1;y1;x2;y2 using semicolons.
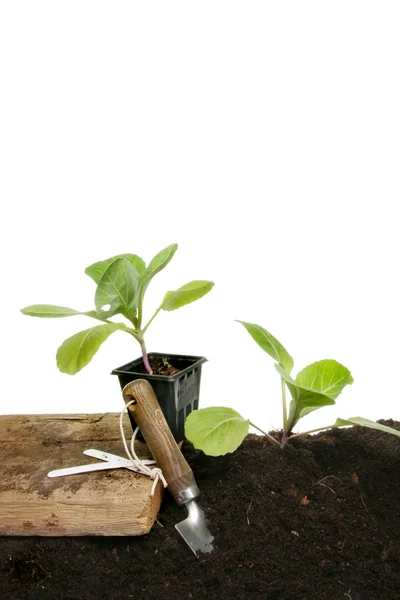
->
140;339;153;374
281;378;288;430
249;421;282;447
85;311;143;344
289;424;336;440
127;328;142;343
142;306;161;334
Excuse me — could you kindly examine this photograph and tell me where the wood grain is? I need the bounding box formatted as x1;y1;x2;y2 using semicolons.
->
0;413;163;536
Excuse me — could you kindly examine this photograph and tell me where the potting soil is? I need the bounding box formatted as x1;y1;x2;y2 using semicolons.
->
1;421;399;600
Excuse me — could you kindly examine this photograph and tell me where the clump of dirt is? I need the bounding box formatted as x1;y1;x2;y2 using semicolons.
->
151;357;180;376
1;420;399;600
4;546;49;582
136;357;181;376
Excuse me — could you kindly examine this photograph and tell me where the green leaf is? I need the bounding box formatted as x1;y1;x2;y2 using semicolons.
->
82;310;106;321
334;417;400;439
275;364;336;429
275;364;297;387
161;280;214;311
85;254;146;284
21;305;84;318
185;407;249;456
144;243;178;282
135;245;179;321
236;321;294;373
56;322;128;374
295;360;353;400
276;359;353;431
95;258;140;321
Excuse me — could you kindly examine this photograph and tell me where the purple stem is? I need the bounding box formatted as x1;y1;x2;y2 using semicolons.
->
281;431;289;447
140;341;153;374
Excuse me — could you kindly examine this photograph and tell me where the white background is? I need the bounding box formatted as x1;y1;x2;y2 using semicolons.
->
1;2;399;436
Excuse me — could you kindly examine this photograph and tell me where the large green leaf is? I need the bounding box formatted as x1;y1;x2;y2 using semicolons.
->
56;322;128;374
275;364;336;429
334;417;400;439
21;305;85;318
144;243;178;283
95;258;140;321
185;407;249;456
85;254;146;284
295;360;353;400
161;280;214;311
237;321;294;373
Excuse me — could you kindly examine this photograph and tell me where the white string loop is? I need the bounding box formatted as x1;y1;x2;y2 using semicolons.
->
119;400;167;496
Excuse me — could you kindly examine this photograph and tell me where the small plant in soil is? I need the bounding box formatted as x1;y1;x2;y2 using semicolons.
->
185;320;400;455
21;244;214;375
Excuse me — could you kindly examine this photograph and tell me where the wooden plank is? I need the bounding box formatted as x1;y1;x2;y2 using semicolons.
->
0;413;163;536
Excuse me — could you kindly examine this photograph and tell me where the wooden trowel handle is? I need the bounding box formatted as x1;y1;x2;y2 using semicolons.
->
123;379;199;505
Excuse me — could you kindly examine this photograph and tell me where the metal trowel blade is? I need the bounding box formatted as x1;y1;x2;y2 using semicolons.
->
175;500;214;557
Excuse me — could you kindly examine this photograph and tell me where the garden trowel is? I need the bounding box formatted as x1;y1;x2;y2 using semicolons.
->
123;379;214;557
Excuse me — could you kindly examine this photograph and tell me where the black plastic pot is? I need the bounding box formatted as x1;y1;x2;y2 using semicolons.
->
111;353;207;442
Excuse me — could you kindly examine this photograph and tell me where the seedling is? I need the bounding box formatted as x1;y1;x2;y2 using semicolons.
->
185;321;400;455
21;244;214;375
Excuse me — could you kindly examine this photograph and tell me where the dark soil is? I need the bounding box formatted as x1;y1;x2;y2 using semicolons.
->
1;420;400;600
137;357;181;376
151;358;180;376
